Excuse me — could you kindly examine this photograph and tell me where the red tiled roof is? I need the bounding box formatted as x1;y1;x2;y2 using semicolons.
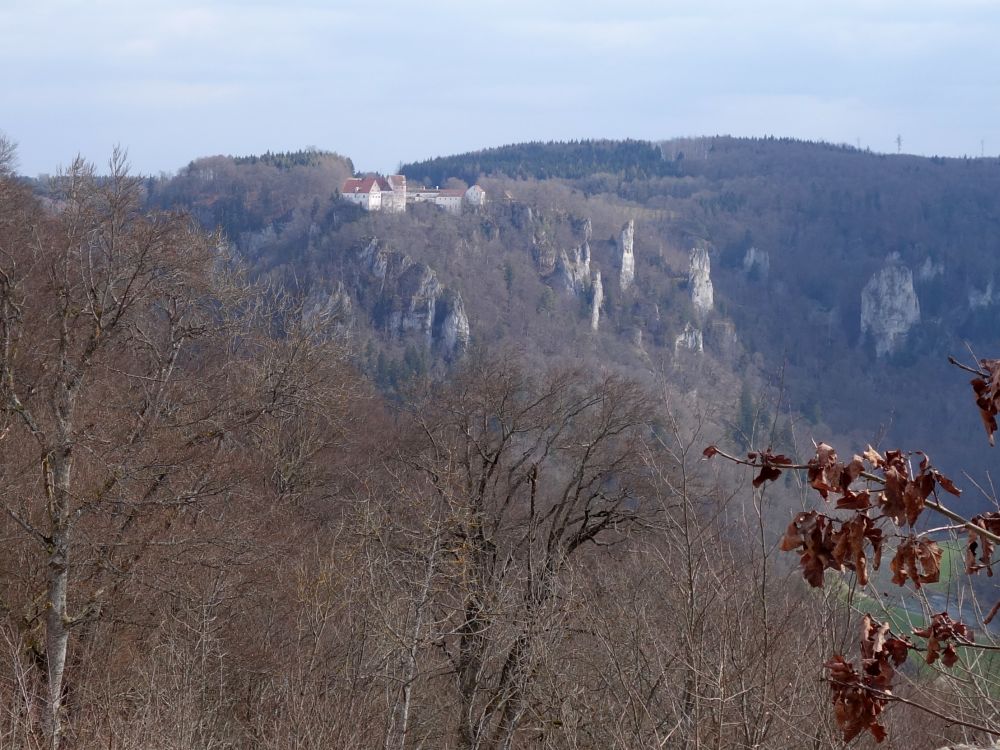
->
437;189;464;198
342;176;379;194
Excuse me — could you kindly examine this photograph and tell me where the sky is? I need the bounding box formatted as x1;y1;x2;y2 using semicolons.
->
2;0;999;176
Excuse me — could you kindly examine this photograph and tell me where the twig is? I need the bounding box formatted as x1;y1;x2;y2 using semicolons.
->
948;355;988;379
983;601;1000;626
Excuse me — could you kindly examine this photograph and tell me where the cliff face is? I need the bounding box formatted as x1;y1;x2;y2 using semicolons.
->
436;289;470;358
358;238;469;356
674;322;703;353
590;271;603;331
689;245;713;317
619;219;635;292
860;260;920;357
555;243;591;295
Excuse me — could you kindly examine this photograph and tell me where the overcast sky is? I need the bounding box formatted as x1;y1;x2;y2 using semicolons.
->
2;0;998;176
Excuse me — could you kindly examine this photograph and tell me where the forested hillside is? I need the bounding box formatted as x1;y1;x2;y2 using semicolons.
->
404;137;1000;481
4;137;1000;749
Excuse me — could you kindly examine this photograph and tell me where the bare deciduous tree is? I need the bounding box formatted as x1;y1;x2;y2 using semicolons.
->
378;352;655;750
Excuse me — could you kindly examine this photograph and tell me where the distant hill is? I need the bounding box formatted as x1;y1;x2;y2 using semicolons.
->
400;139;675;185
145;138;1000;499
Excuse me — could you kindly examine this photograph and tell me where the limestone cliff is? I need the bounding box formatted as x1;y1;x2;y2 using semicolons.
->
436;289;470;358
590;270;603;331
359;237;468;356
391;263;443;344
619;219;635;292
860;259;920;357
674;322;704;354
554;243;592;295
689;245;713;316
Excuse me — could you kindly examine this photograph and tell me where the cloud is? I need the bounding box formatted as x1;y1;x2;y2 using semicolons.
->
4;0;1000;175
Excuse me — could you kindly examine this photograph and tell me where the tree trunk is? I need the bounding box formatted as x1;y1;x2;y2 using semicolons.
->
44;448;73;750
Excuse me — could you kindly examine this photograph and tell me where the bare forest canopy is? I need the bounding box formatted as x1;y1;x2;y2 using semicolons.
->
6;137;1000;749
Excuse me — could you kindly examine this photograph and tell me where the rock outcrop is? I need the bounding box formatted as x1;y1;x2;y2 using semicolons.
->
436;289;470;357
689;245;713;316
391;263;443;344
590;270;603;331
619;219;635;291
674;322;704;354
743;246;769;278
860;259;920;357
554;243;591;295
359;238;468;356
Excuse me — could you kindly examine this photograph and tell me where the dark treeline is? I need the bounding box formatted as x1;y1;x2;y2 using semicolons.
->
401;138;677;185
232;148;354;171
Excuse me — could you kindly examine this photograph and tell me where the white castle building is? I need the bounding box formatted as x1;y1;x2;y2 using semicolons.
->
341;175;485;215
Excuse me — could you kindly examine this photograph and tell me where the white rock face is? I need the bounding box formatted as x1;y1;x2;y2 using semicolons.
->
860;262;920;357
590;270;603;331
360;238;468;355
674;322;704;354
391;264;443;346
555;243;591;295
743;246;769;277
689;245;713;316
361;237;394;280
619;219;635;292
439;290;470;356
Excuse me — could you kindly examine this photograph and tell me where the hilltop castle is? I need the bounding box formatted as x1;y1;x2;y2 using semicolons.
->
341;174;485;215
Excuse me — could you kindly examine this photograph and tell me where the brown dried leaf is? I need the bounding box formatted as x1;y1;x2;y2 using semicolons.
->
913;612;972;667
752;463;782;487
970;358;1000;446
889;538;942;588
751;448;789;487
824;654;891;743
808;443;840;499
780;511;814;552
863;444;885;469
915;540;942;584
933;469;961;496
836;489;872;510
967;513;1000;576
832;516;879;585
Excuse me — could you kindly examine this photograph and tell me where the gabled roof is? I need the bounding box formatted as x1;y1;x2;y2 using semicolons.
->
342;176;380;194
343;175;407;194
